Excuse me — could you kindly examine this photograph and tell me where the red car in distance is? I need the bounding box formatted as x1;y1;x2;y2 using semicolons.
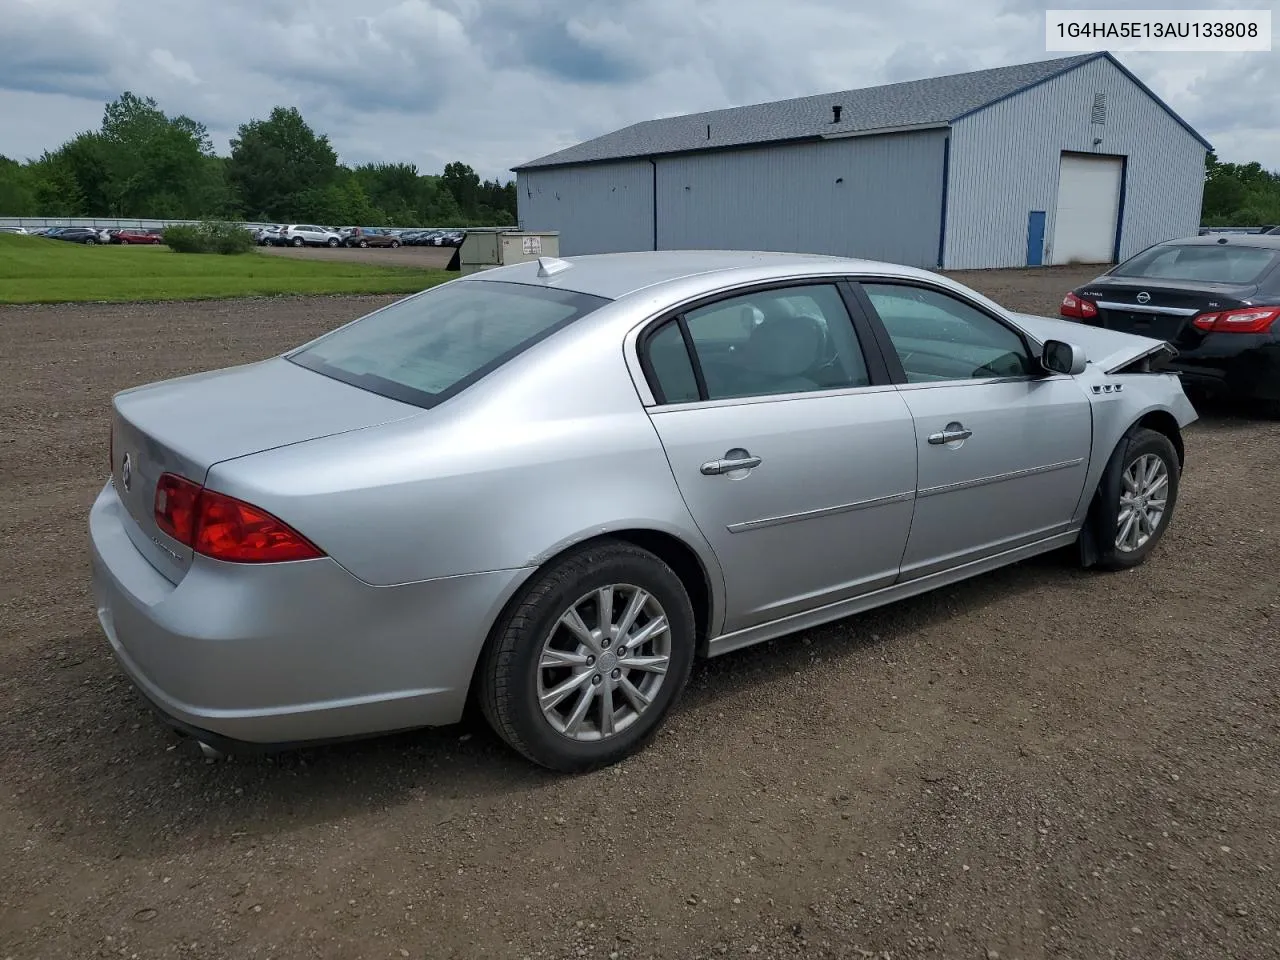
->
111;229;165;245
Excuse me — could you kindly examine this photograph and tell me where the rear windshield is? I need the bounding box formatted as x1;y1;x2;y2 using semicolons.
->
288;279;609;408
1113;243;1278;284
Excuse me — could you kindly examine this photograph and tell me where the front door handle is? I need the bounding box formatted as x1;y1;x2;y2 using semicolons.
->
928;423;973;445
700;451;762;475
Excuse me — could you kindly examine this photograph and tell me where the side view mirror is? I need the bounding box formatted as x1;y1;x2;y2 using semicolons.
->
1041;339;1087;376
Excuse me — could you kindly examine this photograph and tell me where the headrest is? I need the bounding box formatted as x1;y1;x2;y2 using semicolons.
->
741;313;824;379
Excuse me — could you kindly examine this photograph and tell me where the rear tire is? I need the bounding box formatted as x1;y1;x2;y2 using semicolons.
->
292;237;304;247
1083;426;1180;571
479;540;696;773
359;239;369;248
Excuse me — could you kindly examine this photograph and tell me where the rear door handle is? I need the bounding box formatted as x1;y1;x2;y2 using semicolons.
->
928;423;972;445
700;453;762;475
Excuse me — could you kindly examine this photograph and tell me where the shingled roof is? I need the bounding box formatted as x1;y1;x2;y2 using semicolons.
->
513;52;1208;171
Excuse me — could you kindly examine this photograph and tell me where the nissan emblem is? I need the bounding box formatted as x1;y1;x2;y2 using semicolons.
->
1136;291;1151;304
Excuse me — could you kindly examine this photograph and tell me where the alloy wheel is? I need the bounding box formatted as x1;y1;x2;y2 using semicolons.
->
537;584;671;741
1116;453;1169;553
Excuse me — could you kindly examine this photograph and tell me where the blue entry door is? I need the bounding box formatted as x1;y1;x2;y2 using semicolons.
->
1027;211;1046;266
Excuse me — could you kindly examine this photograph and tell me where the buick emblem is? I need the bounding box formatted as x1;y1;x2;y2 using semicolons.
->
1136;291;1151;304
121;453;132;493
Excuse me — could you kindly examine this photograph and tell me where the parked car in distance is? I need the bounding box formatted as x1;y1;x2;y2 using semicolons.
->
344;227;401;249
0;225;29;235
1060;234;1280;413
50;226;102;244
280;224;342;247
92;250;1195;772
111;228;165;245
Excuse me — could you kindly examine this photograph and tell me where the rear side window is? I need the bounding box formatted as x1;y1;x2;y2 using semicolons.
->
288;279;609;408
1114;244;1278;284
644;283;871;403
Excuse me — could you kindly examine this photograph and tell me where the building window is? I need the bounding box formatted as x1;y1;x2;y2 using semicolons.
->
1091;93;1107;125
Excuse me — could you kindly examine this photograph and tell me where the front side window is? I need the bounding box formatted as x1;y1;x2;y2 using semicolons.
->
289;279;609;408
646;284;872;403
861;283;1034;383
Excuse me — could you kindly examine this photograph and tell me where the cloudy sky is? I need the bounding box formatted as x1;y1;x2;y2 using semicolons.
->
0;0;1275;180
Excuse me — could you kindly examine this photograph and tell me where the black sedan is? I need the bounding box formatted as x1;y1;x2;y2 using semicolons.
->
1060;234;1280;412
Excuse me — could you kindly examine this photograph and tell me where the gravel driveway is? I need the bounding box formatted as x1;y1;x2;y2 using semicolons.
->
1;267;1277;960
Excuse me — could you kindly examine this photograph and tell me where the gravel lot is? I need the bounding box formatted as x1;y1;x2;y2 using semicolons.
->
1;266;1277;960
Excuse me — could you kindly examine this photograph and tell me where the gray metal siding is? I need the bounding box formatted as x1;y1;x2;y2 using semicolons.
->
654;131;947;267
516;161;654;256
945;56;1206;270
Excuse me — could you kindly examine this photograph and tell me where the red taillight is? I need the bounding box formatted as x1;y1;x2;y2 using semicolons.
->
1060;293;1098;320
1191;305;1280;334
154;473;324;563
155;473;202;545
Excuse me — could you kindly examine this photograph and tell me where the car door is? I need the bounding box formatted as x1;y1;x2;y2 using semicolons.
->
639;281;918;635
851;280;1093;580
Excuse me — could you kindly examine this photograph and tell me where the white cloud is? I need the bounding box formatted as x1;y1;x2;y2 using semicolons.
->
149;49;200;86
0;0;1273;178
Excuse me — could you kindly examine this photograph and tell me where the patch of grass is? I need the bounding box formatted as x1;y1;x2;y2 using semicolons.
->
0;234;452;304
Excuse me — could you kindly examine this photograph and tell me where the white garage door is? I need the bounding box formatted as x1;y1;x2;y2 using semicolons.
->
1050;153;1124;265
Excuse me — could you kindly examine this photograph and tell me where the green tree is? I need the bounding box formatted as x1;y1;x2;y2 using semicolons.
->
98;92;225;217
228;106;340;220
0;156;38;215
441;161;481;213
1201;151;1280;227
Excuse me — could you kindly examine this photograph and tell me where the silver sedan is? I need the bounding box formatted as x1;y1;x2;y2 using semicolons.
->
90;251;1196;771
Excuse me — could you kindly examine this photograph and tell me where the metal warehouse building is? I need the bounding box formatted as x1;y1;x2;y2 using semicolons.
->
512;52;1211;271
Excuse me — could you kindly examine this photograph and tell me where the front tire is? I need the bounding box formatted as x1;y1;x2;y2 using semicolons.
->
1084;426;1180;571
479;540;696;772
358;239;369;248
390;240;400;248
327;237;339;247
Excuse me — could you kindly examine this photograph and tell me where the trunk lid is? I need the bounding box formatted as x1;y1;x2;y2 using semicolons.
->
1076;276;1257;347
110;357;421;583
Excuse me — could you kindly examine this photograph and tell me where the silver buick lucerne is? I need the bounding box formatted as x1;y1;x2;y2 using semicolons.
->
91;250;1196;771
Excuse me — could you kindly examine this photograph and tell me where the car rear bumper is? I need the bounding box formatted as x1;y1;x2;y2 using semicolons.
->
89;480;530;747
1166;336;1280;401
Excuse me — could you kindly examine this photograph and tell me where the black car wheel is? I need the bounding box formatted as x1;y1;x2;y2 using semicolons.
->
359;239;369;248
292;237;304;247
479;539;696;773
390;240;400;248
83;237;96;245
327;238;339;247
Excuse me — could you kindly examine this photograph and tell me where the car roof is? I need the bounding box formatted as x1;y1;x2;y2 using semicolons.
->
461;249;940;300
1154;234;1280;250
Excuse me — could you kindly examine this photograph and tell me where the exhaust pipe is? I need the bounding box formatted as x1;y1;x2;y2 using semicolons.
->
197;740;226;760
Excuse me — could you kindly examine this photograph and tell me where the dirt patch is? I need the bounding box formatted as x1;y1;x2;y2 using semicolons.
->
1;273;1278;960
